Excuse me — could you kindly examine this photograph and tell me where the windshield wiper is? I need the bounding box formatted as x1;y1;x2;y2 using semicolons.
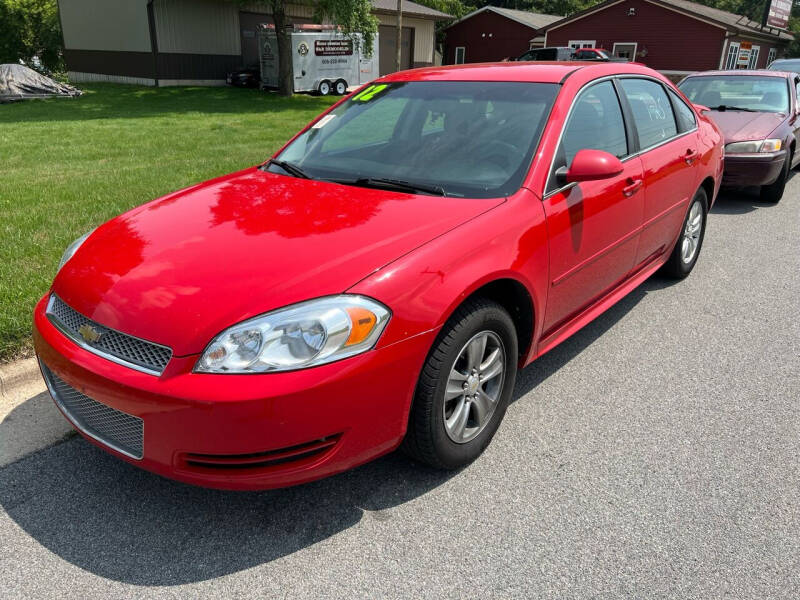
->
709;105;758;112
346;177;447;196
265;159;312;179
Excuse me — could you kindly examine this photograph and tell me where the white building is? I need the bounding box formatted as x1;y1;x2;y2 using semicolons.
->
57;0;452;86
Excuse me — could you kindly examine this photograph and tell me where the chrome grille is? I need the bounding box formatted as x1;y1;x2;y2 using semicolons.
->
40;362;144;460
46;295;172;375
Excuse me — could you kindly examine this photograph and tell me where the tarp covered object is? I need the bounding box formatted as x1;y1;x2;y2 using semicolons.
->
0;64;82;103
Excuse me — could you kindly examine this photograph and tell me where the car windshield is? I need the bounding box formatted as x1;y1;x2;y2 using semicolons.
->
678;75;789;113
272;81;559;198
769;59;800;73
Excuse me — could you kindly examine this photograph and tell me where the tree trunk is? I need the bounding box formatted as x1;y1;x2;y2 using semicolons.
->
396;0;403;72
271;0;293;96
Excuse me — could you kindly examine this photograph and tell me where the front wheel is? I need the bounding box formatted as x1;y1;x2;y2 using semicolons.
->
760;152;790;203
317;80;331;96
660;188;707;279
402;298;518;470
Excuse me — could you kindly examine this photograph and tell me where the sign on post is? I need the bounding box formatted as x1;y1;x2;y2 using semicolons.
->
764;0;791;30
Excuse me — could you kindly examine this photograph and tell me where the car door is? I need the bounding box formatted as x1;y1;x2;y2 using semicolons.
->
541;79;645;334
617;78;699;268
791;75;800;168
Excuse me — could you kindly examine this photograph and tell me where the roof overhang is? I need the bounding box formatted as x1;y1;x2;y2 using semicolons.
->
541;0;791;43
445;6;531;30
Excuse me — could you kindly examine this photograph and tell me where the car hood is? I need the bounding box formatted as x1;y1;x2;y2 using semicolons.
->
54;168;503;356
707;110;785;144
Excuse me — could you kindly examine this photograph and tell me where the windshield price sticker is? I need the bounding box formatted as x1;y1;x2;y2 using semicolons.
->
352;84;388;102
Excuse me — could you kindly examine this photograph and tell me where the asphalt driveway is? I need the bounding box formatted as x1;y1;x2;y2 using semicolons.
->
1;180;798;598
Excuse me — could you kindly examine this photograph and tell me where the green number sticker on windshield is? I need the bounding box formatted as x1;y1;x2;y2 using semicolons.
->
352;84;388;102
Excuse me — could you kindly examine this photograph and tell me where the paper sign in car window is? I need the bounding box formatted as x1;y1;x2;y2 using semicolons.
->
312;114;337;129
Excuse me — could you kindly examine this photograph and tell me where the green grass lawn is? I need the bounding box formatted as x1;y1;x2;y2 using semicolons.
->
0;84;336;361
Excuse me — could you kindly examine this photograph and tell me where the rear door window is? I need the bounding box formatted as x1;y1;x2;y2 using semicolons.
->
619;79;678;149
668;89;696;133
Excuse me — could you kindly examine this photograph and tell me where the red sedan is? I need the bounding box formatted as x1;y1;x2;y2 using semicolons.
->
35;62;723;490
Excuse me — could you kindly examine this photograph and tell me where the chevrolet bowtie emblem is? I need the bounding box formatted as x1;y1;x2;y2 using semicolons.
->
78;323;103;344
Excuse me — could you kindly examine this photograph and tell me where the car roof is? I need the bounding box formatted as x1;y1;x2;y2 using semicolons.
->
684;69;789;79
379;61;657;84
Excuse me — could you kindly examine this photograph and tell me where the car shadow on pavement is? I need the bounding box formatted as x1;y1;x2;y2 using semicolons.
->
0;274;669;587
711;172;795;215
0;435;457;586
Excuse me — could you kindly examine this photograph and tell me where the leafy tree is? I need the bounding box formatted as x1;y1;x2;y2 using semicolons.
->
417;0;477;19
0;0;62;71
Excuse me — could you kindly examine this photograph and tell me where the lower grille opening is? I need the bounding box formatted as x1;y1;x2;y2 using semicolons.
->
181;434;341;471
40;361;144;460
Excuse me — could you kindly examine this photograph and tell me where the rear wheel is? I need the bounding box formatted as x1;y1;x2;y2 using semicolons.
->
402;298;518;470
760;151;790;203
661;188;707;279
317;80;331;96
334;79;347;95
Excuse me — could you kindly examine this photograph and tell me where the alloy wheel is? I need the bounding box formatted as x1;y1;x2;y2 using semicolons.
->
680;200;703;264
443;331;506;444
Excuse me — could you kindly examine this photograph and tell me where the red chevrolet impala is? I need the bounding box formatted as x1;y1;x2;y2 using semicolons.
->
35;62;723;490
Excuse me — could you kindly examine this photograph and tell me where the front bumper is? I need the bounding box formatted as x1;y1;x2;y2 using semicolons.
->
34;295;435;490
722;150;787;186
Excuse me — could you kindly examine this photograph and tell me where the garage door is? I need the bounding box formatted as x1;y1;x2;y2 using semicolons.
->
379;25;413;75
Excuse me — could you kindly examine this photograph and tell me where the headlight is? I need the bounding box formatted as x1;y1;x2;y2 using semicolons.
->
57;228;96;271
725;139;782;153
195;295;391;373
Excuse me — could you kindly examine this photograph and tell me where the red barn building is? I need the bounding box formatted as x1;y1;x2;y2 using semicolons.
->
541;0;792;79
444;6;562;64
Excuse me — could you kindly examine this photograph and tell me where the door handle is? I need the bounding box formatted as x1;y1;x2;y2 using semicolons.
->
684;149;697;164
623;178;643;197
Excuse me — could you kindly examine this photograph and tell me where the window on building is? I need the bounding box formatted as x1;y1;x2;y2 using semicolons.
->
612;43;637;60
619;78;678;150
767;47;777;67
454;47;465;64
724;42;740;70
749;45;760;69
568;40;595;49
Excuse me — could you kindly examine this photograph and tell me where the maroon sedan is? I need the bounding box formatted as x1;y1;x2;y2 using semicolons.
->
679;70;800;203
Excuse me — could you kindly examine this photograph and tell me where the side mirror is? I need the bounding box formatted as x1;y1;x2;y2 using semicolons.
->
556;149;624;185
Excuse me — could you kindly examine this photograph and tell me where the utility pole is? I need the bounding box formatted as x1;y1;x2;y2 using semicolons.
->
396;0;403;72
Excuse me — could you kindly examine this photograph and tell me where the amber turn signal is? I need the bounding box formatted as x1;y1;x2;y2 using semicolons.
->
345;307;378;346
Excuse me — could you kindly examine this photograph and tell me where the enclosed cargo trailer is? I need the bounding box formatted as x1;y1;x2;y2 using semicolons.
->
258;25;380;95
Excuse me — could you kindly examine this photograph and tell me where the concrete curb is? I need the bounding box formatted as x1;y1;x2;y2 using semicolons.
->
0;357;74;467
0;357;41;399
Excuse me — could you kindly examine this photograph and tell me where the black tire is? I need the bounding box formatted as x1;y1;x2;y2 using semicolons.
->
402;298;518;470
760;151;790;203
317;80;331;96
661;187;708;279
334;79;347;95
